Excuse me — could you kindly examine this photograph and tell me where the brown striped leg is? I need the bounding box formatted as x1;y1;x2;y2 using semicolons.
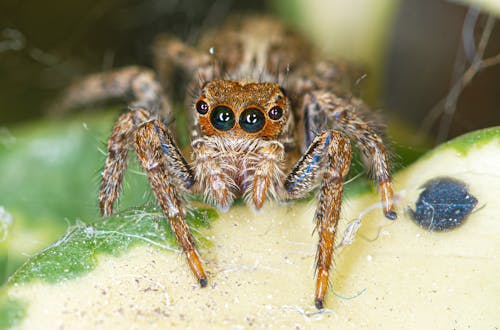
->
301;91;397;220
333;100;396;219
314;132;351;309
51;66;171;120
99;108;194;216
284;131;351;309
134;121;206;286
99;109;150;216
98;108;202;285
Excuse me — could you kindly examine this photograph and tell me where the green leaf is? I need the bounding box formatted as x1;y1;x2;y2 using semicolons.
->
9;207;217;285
0;111;158;283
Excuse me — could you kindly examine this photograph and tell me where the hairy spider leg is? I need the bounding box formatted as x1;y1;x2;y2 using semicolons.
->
302;91;397;220
50;66;171;121
99;108;205;286
314;132;351;309
99;109;150;215
284;87;397;308
133;116;206;286
284;131;350;309
54;54;209;287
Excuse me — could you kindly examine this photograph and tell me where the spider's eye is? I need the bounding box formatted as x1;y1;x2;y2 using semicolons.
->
196;100;209;114
210;106;235;131
268;106;283;120
239;108;265;133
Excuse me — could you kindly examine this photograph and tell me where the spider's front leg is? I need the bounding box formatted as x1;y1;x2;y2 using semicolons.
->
287;88;397;309
100;108;207;287
285;131;351;309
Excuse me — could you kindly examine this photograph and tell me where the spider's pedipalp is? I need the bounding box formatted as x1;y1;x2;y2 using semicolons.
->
191;138;238;211
244;141;285;209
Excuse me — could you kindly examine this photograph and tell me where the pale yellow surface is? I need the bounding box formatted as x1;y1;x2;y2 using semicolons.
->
8;141;500;329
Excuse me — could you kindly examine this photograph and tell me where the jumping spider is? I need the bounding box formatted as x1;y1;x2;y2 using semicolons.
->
55;16;397;309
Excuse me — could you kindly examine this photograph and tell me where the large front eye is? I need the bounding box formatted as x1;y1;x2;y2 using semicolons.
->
239;108;265;133
210;106;235;131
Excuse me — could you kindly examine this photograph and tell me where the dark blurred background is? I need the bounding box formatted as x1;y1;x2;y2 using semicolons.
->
0;0;499;143
384;1;500;142
0;0;267;122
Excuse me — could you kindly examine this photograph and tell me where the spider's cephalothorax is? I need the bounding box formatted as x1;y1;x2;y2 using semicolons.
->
55;16;397;309
190;79;291;211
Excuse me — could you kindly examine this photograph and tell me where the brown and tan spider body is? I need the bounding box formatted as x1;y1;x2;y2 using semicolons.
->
56;16;397;309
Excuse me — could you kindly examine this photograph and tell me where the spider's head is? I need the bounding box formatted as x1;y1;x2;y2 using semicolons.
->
193;79;290;140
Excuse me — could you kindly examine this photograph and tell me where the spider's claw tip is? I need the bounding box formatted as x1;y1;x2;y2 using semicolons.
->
385;210;397;220
314;299;324;310
199;277;208;287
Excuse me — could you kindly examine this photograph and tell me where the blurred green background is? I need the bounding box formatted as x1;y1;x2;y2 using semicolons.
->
0;0;499;285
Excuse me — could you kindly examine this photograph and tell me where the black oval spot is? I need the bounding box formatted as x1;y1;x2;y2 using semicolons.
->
210;106;235;131
409;177;478;231
239;108;265;133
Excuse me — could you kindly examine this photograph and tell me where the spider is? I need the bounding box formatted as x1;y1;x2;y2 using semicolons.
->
55;16;397;309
